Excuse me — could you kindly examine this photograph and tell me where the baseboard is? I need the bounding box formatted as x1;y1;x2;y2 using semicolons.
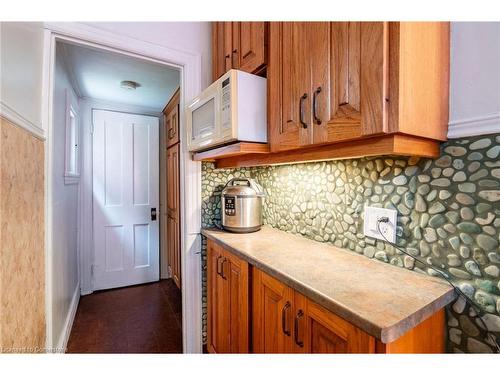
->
56;283;80;353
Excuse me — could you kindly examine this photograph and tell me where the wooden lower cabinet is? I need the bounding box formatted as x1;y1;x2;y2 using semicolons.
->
207;240;249;353
252;268;375;353
207;239;445;354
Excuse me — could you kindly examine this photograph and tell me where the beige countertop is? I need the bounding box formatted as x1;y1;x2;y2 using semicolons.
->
202;226;456;343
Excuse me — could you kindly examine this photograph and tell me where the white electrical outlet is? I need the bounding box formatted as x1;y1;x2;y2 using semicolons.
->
363;206;397;243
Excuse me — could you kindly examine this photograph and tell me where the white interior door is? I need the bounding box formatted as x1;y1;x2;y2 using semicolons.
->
93;109;159;290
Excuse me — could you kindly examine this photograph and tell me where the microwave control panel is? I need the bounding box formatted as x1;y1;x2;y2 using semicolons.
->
224;196;236;216
221;77;231;130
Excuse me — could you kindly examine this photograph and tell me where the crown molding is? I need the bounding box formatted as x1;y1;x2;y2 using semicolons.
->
447;113;500;139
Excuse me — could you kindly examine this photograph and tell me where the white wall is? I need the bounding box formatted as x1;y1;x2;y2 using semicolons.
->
0;22;45;129
51;47;81;347
449;22;500;138
83;22;212;90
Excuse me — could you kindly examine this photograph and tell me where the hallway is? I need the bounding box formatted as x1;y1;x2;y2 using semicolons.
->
67;280;182;353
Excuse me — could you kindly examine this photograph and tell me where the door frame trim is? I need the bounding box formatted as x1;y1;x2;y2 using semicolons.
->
42;22;203;353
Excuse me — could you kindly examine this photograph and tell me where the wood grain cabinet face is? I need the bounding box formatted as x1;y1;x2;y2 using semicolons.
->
252;268;375;354
166;143;181;288
207;240;249;353
164;89;180;148
252;268;295;353
268;22;449;153
269;22;386;152
311;22;386;145
212;22;267;81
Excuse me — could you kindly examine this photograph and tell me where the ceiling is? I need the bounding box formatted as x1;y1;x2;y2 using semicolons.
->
58;41;180;112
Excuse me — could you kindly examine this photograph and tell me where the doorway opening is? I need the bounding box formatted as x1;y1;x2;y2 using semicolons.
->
48;37;184;353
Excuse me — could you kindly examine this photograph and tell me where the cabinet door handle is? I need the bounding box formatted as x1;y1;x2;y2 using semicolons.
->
221;258;229;280
225;54;231;59
294;309;304;347
313;86;322;125
281;301;291;336
168;127;175;139
299;93;308;129
216;256;223;277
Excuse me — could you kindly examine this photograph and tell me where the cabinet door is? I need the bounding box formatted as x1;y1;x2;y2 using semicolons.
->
268;22;312;152
166;143;179;218
223;22;233;73
312;22;386;145
212;22;226;81
166;104;179;148
207;240;249;353
207;240;230;353
234;22;266;74
301;297;376;353
166;214;181;289
252;268;294;353
224;248;249;353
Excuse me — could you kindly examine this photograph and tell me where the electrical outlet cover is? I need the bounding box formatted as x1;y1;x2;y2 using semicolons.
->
363;206;397;243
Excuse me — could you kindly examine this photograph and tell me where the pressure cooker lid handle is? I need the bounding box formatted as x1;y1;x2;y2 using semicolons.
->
224;178;265;195
224;178;251;187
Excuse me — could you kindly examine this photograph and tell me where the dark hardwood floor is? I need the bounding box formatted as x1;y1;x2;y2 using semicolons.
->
67;279;182;353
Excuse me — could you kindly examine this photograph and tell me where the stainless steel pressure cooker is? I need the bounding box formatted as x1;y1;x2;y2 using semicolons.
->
221;178;265;233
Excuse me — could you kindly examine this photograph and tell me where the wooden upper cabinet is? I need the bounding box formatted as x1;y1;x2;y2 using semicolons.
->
236;22;267;73
270;22;312;151
268;22;449;153
163;88;180;148
207;240;249;353
312;22;385;145
212;22;267;82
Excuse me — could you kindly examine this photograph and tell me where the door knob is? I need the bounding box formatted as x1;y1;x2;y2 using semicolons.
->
151;208;157;221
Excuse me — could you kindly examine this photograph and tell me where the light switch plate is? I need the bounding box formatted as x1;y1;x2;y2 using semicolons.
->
363;206;397;243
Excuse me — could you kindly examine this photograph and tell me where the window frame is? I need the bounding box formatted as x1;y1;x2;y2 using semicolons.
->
64;89;80;185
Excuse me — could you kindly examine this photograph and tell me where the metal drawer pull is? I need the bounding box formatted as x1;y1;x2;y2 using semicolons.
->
216;256;223;277
313;86;322;125
281;301;291;336
299;93;308;129
221;258;229;280
294;309;304;347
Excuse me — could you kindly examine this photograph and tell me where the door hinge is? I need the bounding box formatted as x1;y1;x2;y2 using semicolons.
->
90;122;95;134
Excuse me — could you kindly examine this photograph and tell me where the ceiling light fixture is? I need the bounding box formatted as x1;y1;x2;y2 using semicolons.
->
120;80;141;90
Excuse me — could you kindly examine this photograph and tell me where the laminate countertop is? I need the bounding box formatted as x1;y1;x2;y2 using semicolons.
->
202;226;456;343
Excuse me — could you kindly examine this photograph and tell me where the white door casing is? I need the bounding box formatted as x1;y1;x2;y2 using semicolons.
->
92;109;159;290
43;23;203;352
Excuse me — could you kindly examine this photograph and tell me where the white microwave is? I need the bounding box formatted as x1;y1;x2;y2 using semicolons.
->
186;69;267;152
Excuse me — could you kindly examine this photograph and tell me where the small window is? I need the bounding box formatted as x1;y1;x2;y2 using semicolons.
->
65;89;80;184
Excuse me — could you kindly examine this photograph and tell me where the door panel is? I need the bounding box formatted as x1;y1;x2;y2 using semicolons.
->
270;22;312;152
223;22;233;73
167;144;180;219
237;22;266;73
252;268;294;353
304;299;376;353
207;241;229;353
213;22;226;81
312;22;385;144
93;110;159;290
166;143;181;288
207;241;249;353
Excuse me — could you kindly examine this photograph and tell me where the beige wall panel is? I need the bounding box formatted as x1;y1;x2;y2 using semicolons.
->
0;117;45;352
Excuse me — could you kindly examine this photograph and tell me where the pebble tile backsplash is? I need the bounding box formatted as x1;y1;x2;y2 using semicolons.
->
201;134;500;353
